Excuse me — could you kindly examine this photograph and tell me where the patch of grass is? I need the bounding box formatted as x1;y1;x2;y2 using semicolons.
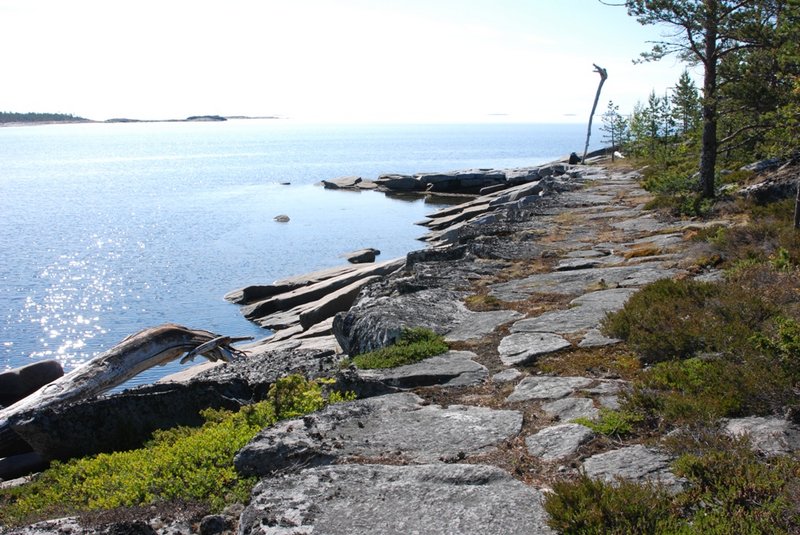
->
537;347;642;381
344;327;449;369
704;199;800;267
463;293;504;311
623;244;663;260
572;408;643;439
0;375;355;526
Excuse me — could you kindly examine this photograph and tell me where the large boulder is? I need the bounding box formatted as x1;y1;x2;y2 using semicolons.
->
333;287;469;356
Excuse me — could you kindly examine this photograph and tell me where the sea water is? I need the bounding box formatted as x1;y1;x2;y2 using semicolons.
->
0;120;596;385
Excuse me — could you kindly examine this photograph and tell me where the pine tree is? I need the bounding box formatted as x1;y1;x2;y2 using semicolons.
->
671;70;701;136
600;100;629;161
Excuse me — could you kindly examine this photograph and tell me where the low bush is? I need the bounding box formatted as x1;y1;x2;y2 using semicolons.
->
345;327;448;369
626;355;792;425
544;474;680;534
545;431;800;534
602;278;772;364
0;375;355;526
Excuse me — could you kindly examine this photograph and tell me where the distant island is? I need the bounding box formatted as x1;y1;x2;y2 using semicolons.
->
0;112;91;124
1;112;281;126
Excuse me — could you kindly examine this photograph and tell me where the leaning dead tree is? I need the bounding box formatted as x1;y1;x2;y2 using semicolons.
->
582;64;609;163
0;324;251;455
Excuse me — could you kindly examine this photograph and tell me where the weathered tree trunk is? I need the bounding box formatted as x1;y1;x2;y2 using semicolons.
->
0;324;248;456
699;0;719;199
582;64;608;163
794;180;800;229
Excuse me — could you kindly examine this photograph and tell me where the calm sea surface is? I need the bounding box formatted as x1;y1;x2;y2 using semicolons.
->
0;120;595;385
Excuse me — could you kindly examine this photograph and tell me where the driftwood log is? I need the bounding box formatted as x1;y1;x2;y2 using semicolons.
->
0;324;251;459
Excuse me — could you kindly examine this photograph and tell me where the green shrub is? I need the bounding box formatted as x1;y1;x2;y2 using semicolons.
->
0;375;355;525
346;327;448;369
670;432;800;534
545;432;800;534
603;277;776;364
544;474;681;534
572;408;643;438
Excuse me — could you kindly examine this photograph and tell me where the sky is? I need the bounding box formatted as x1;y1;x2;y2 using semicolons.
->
0;0;694;123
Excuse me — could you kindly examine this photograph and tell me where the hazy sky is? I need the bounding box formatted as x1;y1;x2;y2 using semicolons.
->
1;0;693;122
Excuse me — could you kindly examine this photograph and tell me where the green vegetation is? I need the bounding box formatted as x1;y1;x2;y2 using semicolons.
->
545;474;680;534
572;408;643;439
545;432;800;534
0;375;355;526
0;112;89;123
343;327;449;369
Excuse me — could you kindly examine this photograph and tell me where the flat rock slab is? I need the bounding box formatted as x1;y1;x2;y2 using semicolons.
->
724;416;800;456
510;288;636;335
490;265;681;301
583;445;683;492
507;376;593;403
445;309;523;342
239;463;555;535
498;332;572;366
493;368;523;383
612;215;670;234
357;351;488;388
541;397;599;421
579;329;621;348
526;423;595;461
235;393;522;477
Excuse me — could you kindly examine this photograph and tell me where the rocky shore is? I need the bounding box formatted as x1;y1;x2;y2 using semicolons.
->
4;157;799;534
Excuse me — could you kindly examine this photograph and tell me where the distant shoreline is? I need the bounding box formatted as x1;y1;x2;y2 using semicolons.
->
0;115;282;128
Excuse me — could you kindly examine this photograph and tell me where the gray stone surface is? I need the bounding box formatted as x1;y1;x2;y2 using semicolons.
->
581;380;625;395
579;329;621;348
724;416;800;456
611;215;669;233
235;393;522;477
555;258;603;271
583;445;683;491
321;175;362;189
490;265;681;301
507;376;593;403
493;368;523;383
239;464;555;535
510;288;635;335
498;332;572;366
333;288;470;356
526;423;595;461
541;397;599;421
357;351;488;388
445;309;523;342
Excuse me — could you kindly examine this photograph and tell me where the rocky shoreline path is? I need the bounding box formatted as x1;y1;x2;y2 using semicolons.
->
10;162;762;534
228;163;702;534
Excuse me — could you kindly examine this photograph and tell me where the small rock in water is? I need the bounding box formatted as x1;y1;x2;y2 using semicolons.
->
344;248;380;264
273;214;290;223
